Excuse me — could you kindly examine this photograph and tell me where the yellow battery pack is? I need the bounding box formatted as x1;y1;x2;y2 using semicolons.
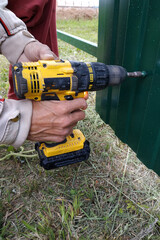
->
35;129;90;170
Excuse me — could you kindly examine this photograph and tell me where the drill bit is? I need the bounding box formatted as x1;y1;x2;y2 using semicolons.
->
127;71;147;78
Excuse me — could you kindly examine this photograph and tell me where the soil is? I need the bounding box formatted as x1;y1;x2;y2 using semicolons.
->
56;7;98;20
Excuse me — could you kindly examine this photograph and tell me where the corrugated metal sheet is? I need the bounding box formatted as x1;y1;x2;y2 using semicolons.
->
96;0;160;175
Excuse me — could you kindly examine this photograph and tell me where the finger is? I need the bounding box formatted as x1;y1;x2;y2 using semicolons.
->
69;110;85;124
56;110;85;128
28;134;66;143
28;125;75;142
57;124;77;137
63;98;87;113
24;41;41;61
24;41;58;61
35;42;58;60
40;50;59;60
52;109;85;129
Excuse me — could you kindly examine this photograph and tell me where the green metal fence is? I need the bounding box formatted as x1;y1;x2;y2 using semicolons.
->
96;0;160;176
57;0;160;176
57;30;97;57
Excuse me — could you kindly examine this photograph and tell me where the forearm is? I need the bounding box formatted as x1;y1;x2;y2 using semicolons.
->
0;98;32;147
0;1;35;64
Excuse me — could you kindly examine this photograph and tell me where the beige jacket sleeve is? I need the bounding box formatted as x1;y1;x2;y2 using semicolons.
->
0;1;34;148
0;99;32;148
0;0;36;64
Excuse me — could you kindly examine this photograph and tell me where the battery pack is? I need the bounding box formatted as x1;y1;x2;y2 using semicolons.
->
35;129;90;170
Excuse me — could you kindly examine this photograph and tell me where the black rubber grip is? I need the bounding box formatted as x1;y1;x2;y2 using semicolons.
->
12;63;28;99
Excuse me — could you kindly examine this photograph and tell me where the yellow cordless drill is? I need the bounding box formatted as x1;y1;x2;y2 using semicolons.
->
12;59;145;169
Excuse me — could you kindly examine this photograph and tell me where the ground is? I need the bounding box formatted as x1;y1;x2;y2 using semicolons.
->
57;7;98;20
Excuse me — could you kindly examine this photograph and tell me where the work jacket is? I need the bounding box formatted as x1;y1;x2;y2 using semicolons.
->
0;0;58;147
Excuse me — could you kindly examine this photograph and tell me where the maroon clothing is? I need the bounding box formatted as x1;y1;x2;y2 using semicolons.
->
7;0;58;99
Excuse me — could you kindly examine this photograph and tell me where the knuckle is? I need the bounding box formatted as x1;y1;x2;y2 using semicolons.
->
75;98;87;111
80;98;87;107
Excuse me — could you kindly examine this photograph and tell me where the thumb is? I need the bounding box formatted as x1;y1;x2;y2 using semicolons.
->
24;41;59;61
40;51;59;60
38;43;59;60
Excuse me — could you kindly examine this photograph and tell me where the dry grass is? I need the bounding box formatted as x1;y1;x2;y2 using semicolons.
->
57;7;98;21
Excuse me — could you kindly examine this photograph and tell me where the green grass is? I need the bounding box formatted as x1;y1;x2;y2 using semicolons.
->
57;18;98;43
0;55;9;98
56;18;98;62
0;16;160;240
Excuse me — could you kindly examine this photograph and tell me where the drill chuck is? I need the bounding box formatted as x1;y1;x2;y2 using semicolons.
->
106;65;127;86
70;61;127;92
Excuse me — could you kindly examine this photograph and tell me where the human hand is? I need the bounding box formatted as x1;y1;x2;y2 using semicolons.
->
18;40;58;62
27;98;87;142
